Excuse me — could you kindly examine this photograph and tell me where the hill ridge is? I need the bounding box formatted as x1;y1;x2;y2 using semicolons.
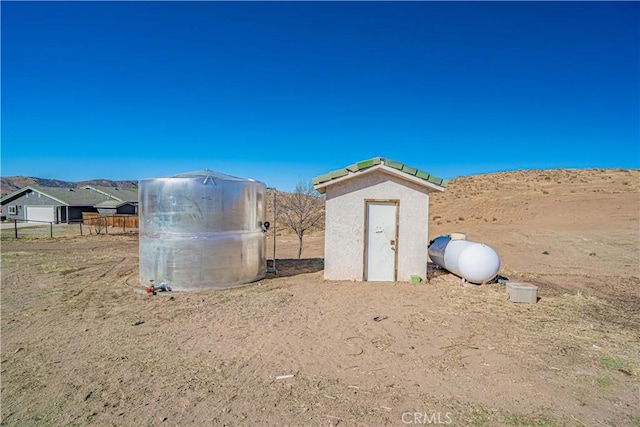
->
1;176;137;196
2;167;638;197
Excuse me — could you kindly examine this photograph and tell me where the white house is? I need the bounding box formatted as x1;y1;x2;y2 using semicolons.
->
313;157;446;282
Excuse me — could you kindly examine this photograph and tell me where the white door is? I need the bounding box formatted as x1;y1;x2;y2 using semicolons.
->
365;201;398;281
25;206;55;223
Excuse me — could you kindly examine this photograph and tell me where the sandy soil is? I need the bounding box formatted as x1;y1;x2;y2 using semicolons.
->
1;168;639;426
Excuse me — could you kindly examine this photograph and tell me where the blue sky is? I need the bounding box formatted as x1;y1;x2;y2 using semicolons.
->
2;1;638;191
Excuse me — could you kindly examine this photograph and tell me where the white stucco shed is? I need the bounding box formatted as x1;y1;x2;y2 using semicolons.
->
313;157;446;282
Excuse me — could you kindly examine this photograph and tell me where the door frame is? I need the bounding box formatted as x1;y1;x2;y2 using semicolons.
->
362;199;400;281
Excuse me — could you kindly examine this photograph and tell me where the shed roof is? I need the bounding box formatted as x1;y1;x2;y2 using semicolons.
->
312;157;447;194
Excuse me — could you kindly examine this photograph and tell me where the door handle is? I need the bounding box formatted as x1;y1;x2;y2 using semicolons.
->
390;240;395;245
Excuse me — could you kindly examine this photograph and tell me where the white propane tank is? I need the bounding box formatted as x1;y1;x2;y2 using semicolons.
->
428;234;500;284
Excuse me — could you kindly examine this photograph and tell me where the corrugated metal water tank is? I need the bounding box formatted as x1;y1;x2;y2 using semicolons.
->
139;169;266;291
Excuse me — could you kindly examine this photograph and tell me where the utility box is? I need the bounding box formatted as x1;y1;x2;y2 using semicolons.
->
507;282;539;303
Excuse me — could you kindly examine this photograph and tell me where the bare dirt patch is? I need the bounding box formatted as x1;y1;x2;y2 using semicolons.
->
1;169;639;426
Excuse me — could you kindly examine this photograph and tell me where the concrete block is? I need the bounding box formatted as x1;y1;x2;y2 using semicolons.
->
507;282;538;303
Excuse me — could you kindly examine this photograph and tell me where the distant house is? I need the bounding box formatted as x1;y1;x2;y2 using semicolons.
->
313;157;446;283
82;186;138;215
93;200;137;215
0;185;138;223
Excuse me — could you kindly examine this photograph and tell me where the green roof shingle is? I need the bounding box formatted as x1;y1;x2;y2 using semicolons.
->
312;157;447;189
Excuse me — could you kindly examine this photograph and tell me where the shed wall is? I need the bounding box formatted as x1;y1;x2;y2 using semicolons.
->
324;171;430;282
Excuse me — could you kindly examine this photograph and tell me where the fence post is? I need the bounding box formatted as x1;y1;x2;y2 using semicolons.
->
14;220;18;239
123;216;126;233
50;222;53;238
105;216;108;234
80;221;83;236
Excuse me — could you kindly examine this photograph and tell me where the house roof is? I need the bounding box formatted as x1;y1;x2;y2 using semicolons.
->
82;185;138;202
93;200;136;209
312;157;447;194
0;185;135;206
1;186;64;205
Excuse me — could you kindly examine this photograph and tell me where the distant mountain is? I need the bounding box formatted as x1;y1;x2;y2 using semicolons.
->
1;176;138;196
75;179;138;189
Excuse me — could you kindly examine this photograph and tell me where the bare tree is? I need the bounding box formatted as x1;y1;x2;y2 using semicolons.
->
278;179;325;259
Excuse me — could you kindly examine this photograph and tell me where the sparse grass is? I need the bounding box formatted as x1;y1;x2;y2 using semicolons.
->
276;293;293;306
601;356;630;371
215;293;244;305
503;413;559;426
596;375;614;387
471;409;493;426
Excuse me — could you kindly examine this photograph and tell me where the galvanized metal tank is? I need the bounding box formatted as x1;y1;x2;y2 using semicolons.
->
139;169;266;291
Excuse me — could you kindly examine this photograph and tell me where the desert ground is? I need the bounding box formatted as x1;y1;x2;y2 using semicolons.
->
1;168;639;426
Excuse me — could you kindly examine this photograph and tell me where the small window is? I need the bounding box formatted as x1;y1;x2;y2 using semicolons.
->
8;206;17;215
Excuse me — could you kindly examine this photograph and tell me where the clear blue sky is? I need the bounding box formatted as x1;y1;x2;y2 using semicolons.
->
2;1;638;191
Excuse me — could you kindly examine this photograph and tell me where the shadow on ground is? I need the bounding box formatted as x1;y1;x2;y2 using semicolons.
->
267;258;324;278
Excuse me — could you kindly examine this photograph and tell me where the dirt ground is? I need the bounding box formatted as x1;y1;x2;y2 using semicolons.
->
1;168;639;426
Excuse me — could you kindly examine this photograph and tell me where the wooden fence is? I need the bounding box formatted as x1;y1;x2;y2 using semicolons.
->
82;213;138;229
